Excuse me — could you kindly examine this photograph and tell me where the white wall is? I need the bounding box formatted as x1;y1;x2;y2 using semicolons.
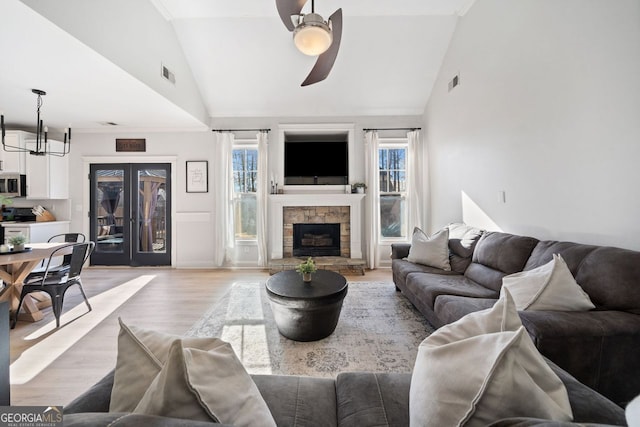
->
71;114;422;267
424;0;640;250
22;0;208;125
69;130;216;267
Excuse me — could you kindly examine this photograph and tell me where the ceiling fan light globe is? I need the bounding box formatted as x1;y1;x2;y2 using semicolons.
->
293;14;332;56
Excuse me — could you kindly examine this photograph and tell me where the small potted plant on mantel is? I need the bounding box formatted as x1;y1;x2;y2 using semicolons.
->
352;182;367;194
296;257;317;283
8;233;27;252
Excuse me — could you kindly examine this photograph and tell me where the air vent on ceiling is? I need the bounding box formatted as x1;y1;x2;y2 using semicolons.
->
448;74;460;92
161;64;176;84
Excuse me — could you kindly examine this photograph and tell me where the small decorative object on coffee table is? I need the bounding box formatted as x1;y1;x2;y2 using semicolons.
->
266;269;348;341
296;257;317;282
8;234;27;252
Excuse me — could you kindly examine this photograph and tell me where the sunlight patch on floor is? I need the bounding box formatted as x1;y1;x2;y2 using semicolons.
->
222;324;272;375
10;275;156;384
219;284;272;374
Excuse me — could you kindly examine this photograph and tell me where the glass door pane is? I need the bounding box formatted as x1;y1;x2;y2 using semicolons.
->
131;164;171;266
136;169;167;253
90;164;131;265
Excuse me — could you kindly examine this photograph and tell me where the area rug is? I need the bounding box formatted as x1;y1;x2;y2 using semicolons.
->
186;281;434;377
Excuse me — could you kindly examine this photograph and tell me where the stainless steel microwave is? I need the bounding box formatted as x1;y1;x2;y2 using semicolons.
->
0;174;26;197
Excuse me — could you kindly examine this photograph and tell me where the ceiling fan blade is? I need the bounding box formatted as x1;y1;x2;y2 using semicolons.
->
276;0;308;31
301;8;342;86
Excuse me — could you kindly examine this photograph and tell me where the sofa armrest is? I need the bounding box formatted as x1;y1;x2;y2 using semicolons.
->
391;243;411;260
521;310;640;406
64;369;114;414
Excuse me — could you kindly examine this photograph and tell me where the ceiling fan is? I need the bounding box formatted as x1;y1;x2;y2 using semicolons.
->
275;0;343;86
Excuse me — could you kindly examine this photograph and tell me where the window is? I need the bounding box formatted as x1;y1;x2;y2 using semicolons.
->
232;146;258;239
379;143;407;239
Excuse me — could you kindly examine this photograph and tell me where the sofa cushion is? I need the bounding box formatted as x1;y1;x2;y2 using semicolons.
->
406;227;451;271
465;232;539;292
405;272;498;310
524;240;598;273
392;259;459;288
252;374;338;427
63;413;233;427
410;290;572;426
447;223;484;274
336;372;410;427
501;254;595;311
132;339;276;427
574;246;640;313
434;295;496;325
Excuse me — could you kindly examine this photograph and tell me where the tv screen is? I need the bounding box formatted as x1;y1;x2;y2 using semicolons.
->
284;141;348;185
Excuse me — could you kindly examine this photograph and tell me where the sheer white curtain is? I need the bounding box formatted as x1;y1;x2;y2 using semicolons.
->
364;130;380;269
256;131;269;267
407;130;424;231
213;131;235;267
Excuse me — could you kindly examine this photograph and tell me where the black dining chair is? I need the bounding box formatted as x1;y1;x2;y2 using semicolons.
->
25;233;86;282
12;241;95;329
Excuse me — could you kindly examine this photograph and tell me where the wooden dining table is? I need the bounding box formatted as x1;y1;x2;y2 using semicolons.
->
0;242;75;322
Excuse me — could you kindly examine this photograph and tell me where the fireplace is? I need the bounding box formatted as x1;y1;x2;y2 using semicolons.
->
293;223;341;257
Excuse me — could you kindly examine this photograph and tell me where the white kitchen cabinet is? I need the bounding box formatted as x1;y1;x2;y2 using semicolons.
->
0;131;27;174
2;221;70;245
25;139;69;199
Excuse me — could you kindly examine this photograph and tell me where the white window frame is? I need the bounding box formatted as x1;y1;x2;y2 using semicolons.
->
232;138;258;242
378;138;409;243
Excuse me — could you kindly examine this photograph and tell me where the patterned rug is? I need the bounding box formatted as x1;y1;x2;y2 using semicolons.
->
187;281;434;377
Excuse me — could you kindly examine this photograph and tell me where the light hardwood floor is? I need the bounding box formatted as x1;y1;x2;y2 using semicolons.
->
9;267;393;407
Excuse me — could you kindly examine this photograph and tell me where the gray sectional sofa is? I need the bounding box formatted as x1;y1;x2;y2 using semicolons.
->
392;223;640;407
64;364;628;426
60;222;636;425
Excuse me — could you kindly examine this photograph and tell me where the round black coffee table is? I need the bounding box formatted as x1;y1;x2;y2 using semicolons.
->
266;269;348;342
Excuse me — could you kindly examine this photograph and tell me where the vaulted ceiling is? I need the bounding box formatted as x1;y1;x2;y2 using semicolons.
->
0;0;475;132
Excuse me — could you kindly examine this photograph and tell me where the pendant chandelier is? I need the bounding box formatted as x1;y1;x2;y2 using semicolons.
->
1;89;71;157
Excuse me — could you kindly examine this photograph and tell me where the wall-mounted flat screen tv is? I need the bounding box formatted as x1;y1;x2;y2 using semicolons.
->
284;140;348;185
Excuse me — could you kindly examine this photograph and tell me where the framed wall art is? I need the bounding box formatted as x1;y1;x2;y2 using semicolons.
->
186;161;208;193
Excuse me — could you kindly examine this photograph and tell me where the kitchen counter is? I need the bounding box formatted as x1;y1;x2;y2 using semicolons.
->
1;221;70;227
1;221;71;244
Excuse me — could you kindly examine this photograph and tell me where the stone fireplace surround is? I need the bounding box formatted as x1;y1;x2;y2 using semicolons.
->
269;193;365;260
286;207;349;257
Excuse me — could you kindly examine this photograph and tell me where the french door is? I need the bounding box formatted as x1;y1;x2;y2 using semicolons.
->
89;163;171;266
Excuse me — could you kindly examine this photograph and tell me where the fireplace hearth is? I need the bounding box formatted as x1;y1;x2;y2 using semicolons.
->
293;223;341;257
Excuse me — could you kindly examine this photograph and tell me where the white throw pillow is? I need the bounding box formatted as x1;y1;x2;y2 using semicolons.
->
134;339;276;427
627;393;640;426
110;318;226;412
406;227;451;271
110;319;276;427
501;254;595;311
409;289;573;427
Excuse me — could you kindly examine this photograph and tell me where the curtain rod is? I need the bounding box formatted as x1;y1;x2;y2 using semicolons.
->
363;127;421;132
211;128;270;133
